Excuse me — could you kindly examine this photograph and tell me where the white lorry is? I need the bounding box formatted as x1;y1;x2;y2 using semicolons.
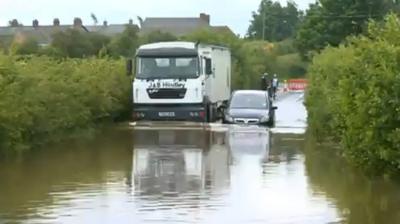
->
129;41;231;122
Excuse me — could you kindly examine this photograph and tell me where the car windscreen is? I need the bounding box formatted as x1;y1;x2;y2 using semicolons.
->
137;57;199;79
230;93;268;109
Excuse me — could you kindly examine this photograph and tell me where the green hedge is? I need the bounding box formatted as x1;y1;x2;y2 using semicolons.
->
0;55;131;152
305;14;400;175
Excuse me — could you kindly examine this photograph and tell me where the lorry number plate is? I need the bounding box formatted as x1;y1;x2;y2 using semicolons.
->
159;112;175;117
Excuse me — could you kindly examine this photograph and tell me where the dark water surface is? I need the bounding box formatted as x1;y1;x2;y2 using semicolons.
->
0;126;399;224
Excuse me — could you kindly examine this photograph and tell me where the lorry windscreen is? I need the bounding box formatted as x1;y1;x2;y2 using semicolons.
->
137;57;199;79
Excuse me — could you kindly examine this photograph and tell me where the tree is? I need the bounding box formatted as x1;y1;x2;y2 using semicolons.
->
10;37;39;55
305;14;400;175
247;0;301;41
141;31;177;44
295;0;399;58
52;29;92;57
8;19;22;27
108;24;140;57
88;32;111;53
51;29;110;58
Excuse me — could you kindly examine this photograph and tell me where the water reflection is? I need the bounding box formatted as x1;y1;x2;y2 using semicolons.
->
228;126;270;162
0;126;399;224
130;126;339;224
132;129;230;196
0;128;134;223
129;129;230;223
305;142;400;224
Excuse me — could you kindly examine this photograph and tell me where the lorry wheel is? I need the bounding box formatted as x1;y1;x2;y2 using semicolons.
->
268;112;275;127
206;104;215;123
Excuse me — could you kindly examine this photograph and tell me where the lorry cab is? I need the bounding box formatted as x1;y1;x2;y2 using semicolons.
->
131;41;231;123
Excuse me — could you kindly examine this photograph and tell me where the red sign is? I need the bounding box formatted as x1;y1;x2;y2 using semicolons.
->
287;79;307;91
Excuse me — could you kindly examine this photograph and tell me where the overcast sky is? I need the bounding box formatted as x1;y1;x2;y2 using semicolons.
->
0;0;315;35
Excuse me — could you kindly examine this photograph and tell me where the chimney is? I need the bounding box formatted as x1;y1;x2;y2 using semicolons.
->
32;19;39;28
73;17;83;27
53;18;60;26
103;20;108;27
200;13;210;25
128;19;133;25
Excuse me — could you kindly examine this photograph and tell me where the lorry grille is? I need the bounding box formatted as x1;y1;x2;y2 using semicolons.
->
147;88;187;99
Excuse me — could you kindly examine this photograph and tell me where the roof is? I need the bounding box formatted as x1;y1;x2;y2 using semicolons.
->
139;41;196;50
142;17;208;28
137;42;198;57
211;26;235;36
0;24;140;45
140;17;209;36
85;24;139;36
0;25;85;45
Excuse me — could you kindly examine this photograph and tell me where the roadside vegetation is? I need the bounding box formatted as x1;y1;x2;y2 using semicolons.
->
306;14;400;176
0;55;130;152
245;0;400;176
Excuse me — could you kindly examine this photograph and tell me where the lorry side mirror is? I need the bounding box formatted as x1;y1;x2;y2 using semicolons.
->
126;59;133;76
205;58;212;75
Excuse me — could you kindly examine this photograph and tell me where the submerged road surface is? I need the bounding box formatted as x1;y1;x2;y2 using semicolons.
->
1;92;400;224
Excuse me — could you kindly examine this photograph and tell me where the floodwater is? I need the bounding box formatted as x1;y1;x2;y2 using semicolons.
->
1;93;400;224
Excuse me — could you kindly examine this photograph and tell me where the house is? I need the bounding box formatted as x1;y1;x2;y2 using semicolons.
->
0;18;87;47
85;19;139;37
0;13;234;47
140;13;234;37
0;18;139;47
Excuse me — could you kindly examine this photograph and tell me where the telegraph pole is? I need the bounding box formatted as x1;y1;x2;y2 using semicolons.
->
262;9;266;40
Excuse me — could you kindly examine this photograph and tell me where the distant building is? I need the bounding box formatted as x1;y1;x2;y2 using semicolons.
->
0;13;234;46
0;18;86;47
140;13;234;37
0;18;139;47
85;19;139;37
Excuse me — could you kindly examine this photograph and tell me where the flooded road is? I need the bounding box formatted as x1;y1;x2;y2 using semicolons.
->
1;93;400;224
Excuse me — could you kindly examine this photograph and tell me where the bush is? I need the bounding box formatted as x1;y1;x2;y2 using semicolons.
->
274;53;308;79
51;29;111;58
0;55;131;152
306;14;400;175
141;31;178;44
10;37;39;55
108;25;140;58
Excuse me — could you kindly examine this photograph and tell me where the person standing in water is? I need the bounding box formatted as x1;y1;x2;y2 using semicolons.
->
272;74;279;100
